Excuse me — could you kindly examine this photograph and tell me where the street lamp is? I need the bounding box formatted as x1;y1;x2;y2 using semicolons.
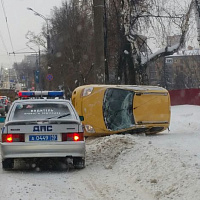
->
27;7;50;53
27;7;52;90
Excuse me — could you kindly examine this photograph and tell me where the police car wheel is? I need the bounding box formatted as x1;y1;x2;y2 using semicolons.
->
73;158;85;169
2;158;14;170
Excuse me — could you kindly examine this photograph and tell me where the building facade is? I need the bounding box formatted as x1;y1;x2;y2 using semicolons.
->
147;50;200;90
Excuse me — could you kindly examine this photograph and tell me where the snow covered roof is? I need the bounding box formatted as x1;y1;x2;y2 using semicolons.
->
141;44;179;65
166;49;200;57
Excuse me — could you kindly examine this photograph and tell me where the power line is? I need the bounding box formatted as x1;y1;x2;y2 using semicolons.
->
1;0;16;63
0;29;12;65
9;52;38;55
14;45;39;53
0;30;8;53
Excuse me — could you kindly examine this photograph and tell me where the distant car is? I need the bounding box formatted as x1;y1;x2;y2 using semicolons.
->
0;99;5;116
0;96;10;113
72;85;171;137
1;94;85;170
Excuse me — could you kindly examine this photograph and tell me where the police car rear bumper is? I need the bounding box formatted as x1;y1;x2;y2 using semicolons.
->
1;141;85;160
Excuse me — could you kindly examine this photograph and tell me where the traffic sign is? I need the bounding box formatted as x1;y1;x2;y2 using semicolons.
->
46;74;53;81
35;70;40;83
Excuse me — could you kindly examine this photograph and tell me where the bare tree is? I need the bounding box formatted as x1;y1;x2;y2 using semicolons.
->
20;0;196;92
49;1;95;92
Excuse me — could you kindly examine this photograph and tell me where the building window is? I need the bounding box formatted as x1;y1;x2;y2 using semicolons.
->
165;58;173;64
174;59;178;63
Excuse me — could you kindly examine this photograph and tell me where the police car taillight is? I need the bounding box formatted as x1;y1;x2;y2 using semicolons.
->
62;133;84;141
2;134;25;142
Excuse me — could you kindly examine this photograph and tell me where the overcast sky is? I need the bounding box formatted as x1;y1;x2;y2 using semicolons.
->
0;0;198;69
0;0;65;68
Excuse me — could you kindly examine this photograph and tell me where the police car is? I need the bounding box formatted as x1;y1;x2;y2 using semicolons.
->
1;91;85;170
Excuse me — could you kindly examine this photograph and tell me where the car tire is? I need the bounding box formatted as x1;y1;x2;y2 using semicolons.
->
2;158;14;170
73;158;85;169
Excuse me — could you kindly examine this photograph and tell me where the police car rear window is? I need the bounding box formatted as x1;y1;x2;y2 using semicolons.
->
12;103;72;120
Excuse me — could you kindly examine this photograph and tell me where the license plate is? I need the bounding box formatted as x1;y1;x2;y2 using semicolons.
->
29;135;58;141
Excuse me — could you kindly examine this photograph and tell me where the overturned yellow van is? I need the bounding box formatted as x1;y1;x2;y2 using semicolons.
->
71;85;171;137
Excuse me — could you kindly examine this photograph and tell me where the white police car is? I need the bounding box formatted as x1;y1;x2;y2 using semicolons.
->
1;91;85;170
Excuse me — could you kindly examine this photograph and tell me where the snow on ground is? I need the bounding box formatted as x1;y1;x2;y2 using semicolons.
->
1;105;200;200
84;105;200;200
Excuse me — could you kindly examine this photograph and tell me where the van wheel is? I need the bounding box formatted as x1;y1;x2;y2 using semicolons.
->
73;158;85;169
2;159;14;170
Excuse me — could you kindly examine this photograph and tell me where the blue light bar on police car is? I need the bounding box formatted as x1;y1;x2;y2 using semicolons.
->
48;91;64;97
18;91;64;98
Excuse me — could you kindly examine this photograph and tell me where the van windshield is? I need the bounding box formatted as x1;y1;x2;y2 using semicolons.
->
103;88;135;131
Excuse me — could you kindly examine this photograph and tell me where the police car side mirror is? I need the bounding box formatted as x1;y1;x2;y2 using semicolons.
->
79;116;84;121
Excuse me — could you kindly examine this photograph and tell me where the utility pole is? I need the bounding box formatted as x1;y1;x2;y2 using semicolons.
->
93;0;105;84
38;49;41;90
194;0;200;47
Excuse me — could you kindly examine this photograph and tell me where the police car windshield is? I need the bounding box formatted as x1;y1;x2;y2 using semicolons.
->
11;102;73;121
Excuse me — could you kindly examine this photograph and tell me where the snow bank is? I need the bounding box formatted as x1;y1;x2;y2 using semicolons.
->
116;136;200;200
86;135;135;169
170;105;200;132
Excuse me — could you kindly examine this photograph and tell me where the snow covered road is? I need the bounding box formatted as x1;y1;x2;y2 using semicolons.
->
0;105;200;200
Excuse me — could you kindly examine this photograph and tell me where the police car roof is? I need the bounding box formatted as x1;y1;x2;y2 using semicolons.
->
18;91;64;98
14;99;71;104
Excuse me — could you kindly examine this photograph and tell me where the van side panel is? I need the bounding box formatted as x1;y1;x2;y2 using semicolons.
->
133;92;170;126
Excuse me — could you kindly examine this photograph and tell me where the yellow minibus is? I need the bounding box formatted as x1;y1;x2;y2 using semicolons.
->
72;85;171;137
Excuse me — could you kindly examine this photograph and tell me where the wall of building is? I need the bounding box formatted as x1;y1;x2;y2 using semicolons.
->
147;52;200;90
169;88;200;106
